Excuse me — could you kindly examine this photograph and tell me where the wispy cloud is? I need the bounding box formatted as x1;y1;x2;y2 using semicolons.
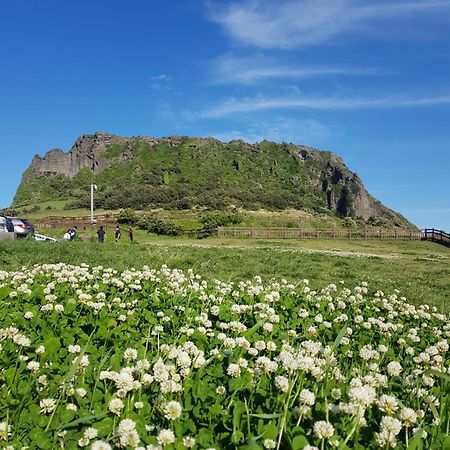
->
208;0;450;49
211;53;378;84
150;74;172;90
207;117;330;144
199;93;450;117
151;74;171;81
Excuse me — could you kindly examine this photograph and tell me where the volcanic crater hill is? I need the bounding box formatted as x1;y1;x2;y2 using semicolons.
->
15;132;413;228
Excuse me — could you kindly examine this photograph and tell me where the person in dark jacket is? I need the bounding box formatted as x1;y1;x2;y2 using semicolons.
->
129;226;134;242
96;225;106;243
115;225;121;242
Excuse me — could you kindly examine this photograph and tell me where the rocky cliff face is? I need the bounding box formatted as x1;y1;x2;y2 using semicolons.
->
30;132;122;177
17;132;411;226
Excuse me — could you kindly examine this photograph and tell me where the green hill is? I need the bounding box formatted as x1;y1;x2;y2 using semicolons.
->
13;132;414;228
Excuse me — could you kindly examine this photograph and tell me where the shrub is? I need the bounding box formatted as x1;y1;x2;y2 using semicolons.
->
141;217;183;236
117;209;140;226
200;211;243;229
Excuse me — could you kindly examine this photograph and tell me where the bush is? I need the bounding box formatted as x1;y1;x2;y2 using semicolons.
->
200;211;243;229
117;209;140;226
140;217;183;236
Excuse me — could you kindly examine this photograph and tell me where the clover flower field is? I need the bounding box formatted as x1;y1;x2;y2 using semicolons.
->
0;263;449;450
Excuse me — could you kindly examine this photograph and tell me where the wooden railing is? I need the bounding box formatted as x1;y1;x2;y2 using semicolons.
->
217;227;423;240
422;228;450;247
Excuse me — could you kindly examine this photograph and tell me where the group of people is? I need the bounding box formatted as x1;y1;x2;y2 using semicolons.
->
96;225;134;244
63;225;134;243
63;226;77;241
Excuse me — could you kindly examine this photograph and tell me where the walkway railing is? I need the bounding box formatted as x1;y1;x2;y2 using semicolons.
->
422;228;450;247
217;227;423;240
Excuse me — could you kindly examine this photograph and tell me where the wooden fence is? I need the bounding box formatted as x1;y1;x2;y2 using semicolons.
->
35;215;118;231
217;227;423;240
422;228;450;247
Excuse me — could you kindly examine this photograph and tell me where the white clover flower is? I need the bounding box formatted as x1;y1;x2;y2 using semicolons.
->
263;439;277;449
313;421;335;439
227;363;241;378
83;427;98;439
117;419;137;435
376;416;402;447
275;375;289;393
216;385;226;395
27;361;40;372
124;348;138;361
66;403;77;411
24;311;34;319
256;356;277;373
400;408;418;427
91;441;112;450
0;421;11;440
13;334;31;347
378;395;398;415
76;388;87;398
299;389;316;406
157;429;175;446
163;400;182;420
348;385;376;408
238;358;249;368
35;345;45;355
387;361;403;376
78;436;89;447
68;344;81;354
108;398;124;415
183;436;196;448
39;398;57;414
331;388;341;400
134;401;144;409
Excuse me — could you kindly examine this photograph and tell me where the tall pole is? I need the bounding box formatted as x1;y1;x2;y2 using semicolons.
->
90;184;94;225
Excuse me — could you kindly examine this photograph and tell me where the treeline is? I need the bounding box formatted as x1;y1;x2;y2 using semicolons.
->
117;209;243;237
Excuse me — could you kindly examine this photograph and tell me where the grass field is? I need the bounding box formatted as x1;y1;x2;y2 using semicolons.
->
1;237;448;312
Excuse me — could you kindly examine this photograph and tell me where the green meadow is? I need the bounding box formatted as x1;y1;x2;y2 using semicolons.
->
1;237;448;312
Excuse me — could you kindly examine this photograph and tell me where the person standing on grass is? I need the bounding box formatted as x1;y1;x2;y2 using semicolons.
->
129;226;134;242
97;225;106;244
115;225;121;242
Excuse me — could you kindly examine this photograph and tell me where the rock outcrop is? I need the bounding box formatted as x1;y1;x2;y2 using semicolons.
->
15;132;412;227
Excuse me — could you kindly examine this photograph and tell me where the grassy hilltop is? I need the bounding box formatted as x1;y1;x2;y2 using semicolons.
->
13;133;414;229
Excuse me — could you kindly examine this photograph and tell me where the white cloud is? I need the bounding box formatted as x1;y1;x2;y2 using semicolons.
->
199;93;450;117
207;117;330;144
151;74;171;81
208;0;450;49
211;53;377;84
150;74;172;90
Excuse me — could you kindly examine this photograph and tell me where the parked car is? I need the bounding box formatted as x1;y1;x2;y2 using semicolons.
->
8;217;35;237
0;215;14;233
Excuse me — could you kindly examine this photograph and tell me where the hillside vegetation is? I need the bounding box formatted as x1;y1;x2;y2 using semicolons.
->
14;134;414;229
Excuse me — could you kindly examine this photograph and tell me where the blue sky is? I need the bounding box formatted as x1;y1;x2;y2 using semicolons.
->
1;0;449;229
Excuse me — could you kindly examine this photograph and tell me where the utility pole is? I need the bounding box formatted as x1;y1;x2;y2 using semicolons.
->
90;156;97;225
90;184;97;225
